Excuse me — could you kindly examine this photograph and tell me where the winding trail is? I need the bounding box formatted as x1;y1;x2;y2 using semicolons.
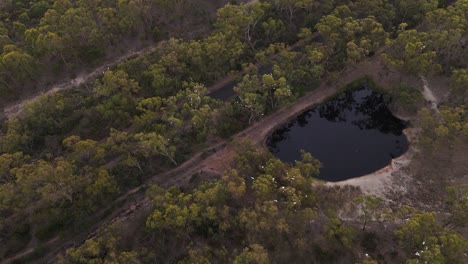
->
1;0;256;119
3;44;162;119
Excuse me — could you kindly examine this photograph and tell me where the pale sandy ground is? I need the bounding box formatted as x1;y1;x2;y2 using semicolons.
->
327;75;443;200
326;128;417;199
420;75;439;113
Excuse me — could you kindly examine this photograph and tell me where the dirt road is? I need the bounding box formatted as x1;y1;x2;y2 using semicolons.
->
2;44;163;119
41;55;403;261
3;53;420;264
1;0;256;119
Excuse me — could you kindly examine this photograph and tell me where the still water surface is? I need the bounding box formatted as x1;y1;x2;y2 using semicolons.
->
267;87;409;182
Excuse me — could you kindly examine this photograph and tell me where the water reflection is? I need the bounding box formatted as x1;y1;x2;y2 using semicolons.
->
267;87;409;182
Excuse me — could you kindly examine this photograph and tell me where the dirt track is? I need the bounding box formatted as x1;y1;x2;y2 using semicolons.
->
2;53;423;263
43;55;411;262
2;43;163;119
1;0;255;120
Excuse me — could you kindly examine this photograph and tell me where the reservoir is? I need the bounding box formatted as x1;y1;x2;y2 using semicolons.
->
267;87;409;182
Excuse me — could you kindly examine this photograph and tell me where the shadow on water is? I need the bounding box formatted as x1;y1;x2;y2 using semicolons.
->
208;65;274;101
267;87;409;182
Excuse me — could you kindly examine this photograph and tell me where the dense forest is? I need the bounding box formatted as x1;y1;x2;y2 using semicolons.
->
0;0;466;263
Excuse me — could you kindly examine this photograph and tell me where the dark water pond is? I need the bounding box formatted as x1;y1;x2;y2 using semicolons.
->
208;44;308;101
209;65;273;101
267;87;409;182
209;79;238;101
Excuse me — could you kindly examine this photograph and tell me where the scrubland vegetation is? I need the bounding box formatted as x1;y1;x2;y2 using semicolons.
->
0;0;466;263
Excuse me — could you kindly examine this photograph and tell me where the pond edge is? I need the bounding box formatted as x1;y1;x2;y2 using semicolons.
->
260;77;415;187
